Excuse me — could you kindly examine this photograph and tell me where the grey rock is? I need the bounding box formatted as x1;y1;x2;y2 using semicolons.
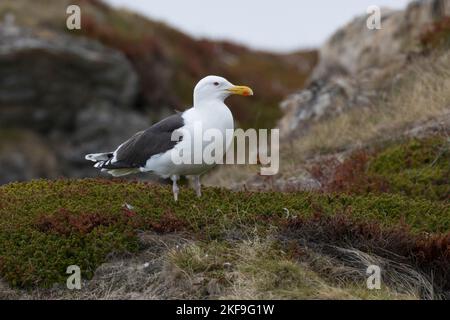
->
0;25;138;132
0;23;150;183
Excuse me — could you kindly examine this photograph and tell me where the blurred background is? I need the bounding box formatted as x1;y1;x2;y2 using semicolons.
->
0;0;448;186
104;0;410;51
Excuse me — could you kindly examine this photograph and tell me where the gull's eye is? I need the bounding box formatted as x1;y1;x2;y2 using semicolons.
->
213;82;220;86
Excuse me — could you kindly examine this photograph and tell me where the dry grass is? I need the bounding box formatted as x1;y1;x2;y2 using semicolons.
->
219;237;417;300
223;237;351;300
0;232;420;300
288;50;450;157
166;236;419;300
304;246;433;299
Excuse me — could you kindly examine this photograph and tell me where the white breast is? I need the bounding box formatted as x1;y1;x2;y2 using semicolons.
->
184;101;234;145
143;101;234;178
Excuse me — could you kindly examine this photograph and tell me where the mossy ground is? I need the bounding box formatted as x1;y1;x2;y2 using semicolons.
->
322;135;450;202
368;136;450;201
0;135;448;298
0;181;448;288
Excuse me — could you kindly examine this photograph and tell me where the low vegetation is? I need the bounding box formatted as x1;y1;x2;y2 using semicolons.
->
168;238;417;300
0;178;447;287
314;135;450;201
0;134;448;298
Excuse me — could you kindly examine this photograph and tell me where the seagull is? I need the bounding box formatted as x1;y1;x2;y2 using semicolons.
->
85;75;253;201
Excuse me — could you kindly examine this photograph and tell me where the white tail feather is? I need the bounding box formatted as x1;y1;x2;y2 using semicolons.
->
85;153;111;162
106;168;139;177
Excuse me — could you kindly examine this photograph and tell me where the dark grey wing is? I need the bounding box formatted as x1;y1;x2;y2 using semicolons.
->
101;113;185;169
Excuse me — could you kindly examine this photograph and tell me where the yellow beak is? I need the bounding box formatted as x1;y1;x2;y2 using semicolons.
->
227;85;254;96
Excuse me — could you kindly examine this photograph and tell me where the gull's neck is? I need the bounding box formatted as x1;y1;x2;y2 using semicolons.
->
193;96;227;109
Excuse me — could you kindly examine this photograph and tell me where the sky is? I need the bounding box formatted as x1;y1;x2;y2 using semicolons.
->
104;0;411;52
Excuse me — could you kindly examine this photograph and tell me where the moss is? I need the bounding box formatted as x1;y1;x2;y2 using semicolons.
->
324;135;449;202
0;178;448;288
369;137;449;173
368;136;450;201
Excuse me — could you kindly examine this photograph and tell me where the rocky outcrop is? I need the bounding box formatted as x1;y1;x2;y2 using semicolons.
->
0;17;149;182
0;16;138;132
279;0;450;136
